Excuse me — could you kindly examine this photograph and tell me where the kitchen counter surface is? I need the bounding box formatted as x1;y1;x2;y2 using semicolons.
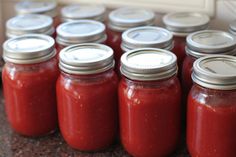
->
0;89;190;157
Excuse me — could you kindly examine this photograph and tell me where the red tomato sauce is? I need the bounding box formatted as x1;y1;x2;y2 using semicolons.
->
187;85;236;157
56;70;118;151
2;57;59;136
119;76;182;157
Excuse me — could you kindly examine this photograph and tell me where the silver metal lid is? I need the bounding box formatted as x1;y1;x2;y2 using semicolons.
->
6;14;54;38
192;55;236;90
108;7;155;32
121;26;173;52
15;1;57;17
59;43;114;75
3;34;56;64
61;4;106;22
186;30;236;58
229;20;236;36
56;20;106;46
163;12;210;36
120;48;178;81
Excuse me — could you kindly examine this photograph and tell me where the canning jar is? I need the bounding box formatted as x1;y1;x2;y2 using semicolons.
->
15;1;59;27
187;55;236;157
107;7;155;69
2;34;59;137
182;30;236;96
61;4;106;23
56;20;106;53
6;14;55;38
119;48;181;157
163;12;210;68
57;43;118;151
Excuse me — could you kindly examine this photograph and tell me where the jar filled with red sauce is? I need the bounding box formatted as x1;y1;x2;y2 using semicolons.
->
182;30;236;96
119;26;173;73
187;55;236;157
56;20;107;54
6;14;55;39
119;48;182;157
15;1;59;27
57;43;118;151
2;34;59;137
60;4;106;23
163;12;210;69
107;7;155;69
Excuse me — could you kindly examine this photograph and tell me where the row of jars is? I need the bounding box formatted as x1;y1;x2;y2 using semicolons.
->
2;1;236;157
2;34;236;157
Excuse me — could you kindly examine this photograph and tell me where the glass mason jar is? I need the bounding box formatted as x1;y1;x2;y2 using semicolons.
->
6;14;55;39
60;4;106;23
15;1;59;27
56;20;107;55
119;26;173;74
187;55;236;157
2;34;59;137
119;48;182;157
107;7;155;69
182;30;236;96
163;12;210;69
57;43;118;151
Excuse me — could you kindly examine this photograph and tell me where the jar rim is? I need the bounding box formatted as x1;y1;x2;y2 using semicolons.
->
15;1;58;17
108;7;155;32
186;30;236;54
192;55;236;90
3;34;56;64
61;4;106;22
163;12;210;33
59;43;115;75
121;26;173;51
120;48;178;81
56;20;106;46
6;14;54;38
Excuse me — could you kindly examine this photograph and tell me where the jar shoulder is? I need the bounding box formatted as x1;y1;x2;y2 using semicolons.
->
57;70;118;89
2;58;58;81
189;85;236;106
119;76;181;95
